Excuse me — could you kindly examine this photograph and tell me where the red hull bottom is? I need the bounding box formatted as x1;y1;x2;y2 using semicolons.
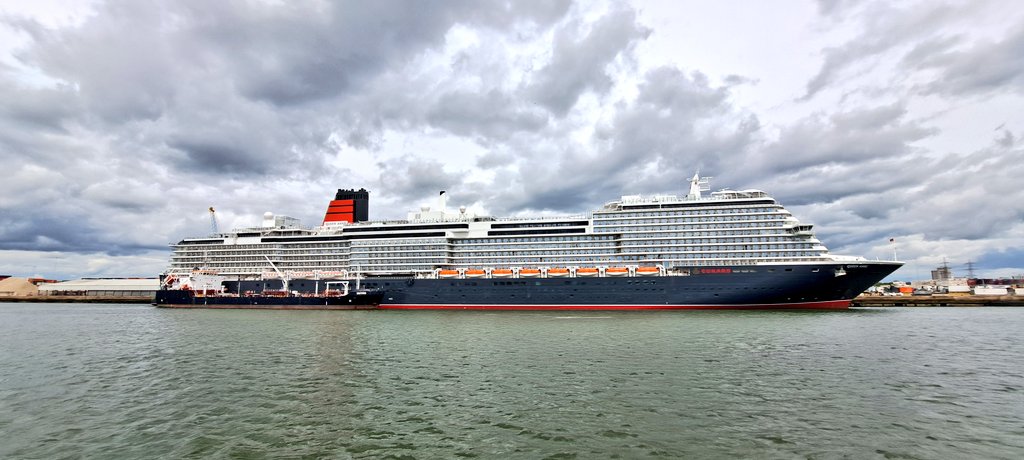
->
379;300;851;310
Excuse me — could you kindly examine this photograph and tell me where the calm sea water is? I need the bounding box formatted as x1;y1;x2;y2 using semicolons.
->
1;304;1022;459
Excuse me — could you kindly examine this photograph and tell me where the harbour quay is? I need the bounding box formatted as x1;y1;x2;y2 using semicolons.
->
0;277;158;303
853;294;1024;307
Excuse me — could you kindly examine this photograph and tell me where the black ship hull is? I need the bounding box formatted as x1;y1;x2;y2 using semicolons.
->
376;262;900;310
196;262;899;310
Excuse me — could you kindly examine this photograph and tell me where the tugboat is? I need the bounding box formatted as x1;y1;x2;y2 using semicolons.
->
154;258;383;310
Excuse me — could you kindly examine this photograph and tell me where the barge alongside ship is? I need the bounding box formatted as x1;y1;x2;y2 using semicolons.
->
153;289;383;309
154;269;383;309
156;175;901;310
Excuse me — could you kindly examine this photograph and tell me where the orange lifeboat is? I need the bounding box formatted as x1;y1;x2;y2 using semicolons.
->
606;267;629;276
548;268;570;277
439;269;459;278
519;268;541;277
492;269;514;278
576;267;599;277
465;269;486;278
636;266;660;276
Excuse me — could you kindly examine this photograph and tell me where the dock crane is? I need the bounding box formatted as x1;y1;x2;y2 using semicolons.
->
209;207;219;234
263;255;290;295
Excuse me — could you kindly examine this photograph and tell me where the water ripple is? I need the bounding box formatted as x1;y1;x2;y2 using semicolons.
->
1;305;1022;458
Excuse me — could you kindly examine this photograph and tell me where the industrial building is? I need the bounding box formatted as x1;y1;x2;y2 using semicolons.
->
38;278;160;298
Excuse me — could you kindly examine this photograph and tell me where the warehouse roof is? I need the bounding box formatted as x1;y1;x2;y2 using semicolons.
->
39;278;160;292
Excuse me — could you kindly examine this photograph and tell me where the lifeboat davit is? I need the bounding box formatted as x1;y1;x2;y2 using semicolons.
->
519;268;541;277
636;266;660;276
606;267;629;276
576;267;599;277
439;270;459;278
492;269;514;277
548;268;570;277
465;269;486;278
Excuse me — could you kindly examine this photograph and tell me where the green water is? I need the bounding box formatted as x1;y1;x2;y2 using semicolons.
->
1;304;1022;458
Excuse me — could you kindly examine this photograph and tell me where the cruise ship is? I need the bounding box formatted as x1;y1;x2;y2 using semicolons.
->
160;174;901;309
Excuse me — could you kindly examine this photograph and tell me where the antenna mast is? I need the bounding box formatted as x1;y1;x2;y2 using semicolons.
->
687;172;711;199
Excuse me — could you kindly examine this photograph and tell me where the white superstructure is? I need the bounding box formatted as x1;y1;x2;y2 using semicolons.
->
166;175;840;278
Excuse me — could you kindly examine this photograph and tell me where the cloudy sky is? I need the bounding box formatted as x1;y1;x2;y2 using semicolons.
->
1;0;1022;281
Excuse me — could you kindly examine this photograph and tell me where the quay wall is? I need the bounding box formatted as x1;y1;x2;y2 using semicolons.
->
0;295;153;304
853;295;1024;307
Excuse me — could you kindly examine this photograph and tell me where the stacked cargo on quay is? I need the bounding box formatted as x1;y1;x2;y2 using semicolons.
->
156;175;901;310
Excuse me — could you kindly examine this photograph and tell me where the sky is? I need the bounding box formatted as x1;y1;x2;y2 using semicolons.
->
1;0;1022;281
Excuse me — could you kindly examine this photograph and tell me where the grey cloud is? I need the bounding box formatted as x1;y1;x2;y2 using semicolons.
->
301;5;649;149
526;7;651;115
0;81;79;134
375;154;468;206
0;204;166;255
6;0;574;142
159;96;324;178
900;34;962;68
802;2;958;99
765;170;927;251
0;155;210;256
0;81;86;166
977;247;1024;271
475;149;516;169
633;67;729;116
427;89;549;141
491;66;757;214
432;64;753;217
750;102;934;179
815;0;864;16
168;139;266;175
183;0;572;107
4;0;1020;280
910;26;1024;97
80;179;161;212
0;0;579;260
772;130;1024;251
748;159;925;208
996;129;1016;148
12;4;178;123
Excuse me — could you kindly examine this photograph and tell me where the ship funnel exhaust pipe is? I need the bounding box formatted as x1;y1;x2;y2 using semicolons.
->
438;190;447;213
